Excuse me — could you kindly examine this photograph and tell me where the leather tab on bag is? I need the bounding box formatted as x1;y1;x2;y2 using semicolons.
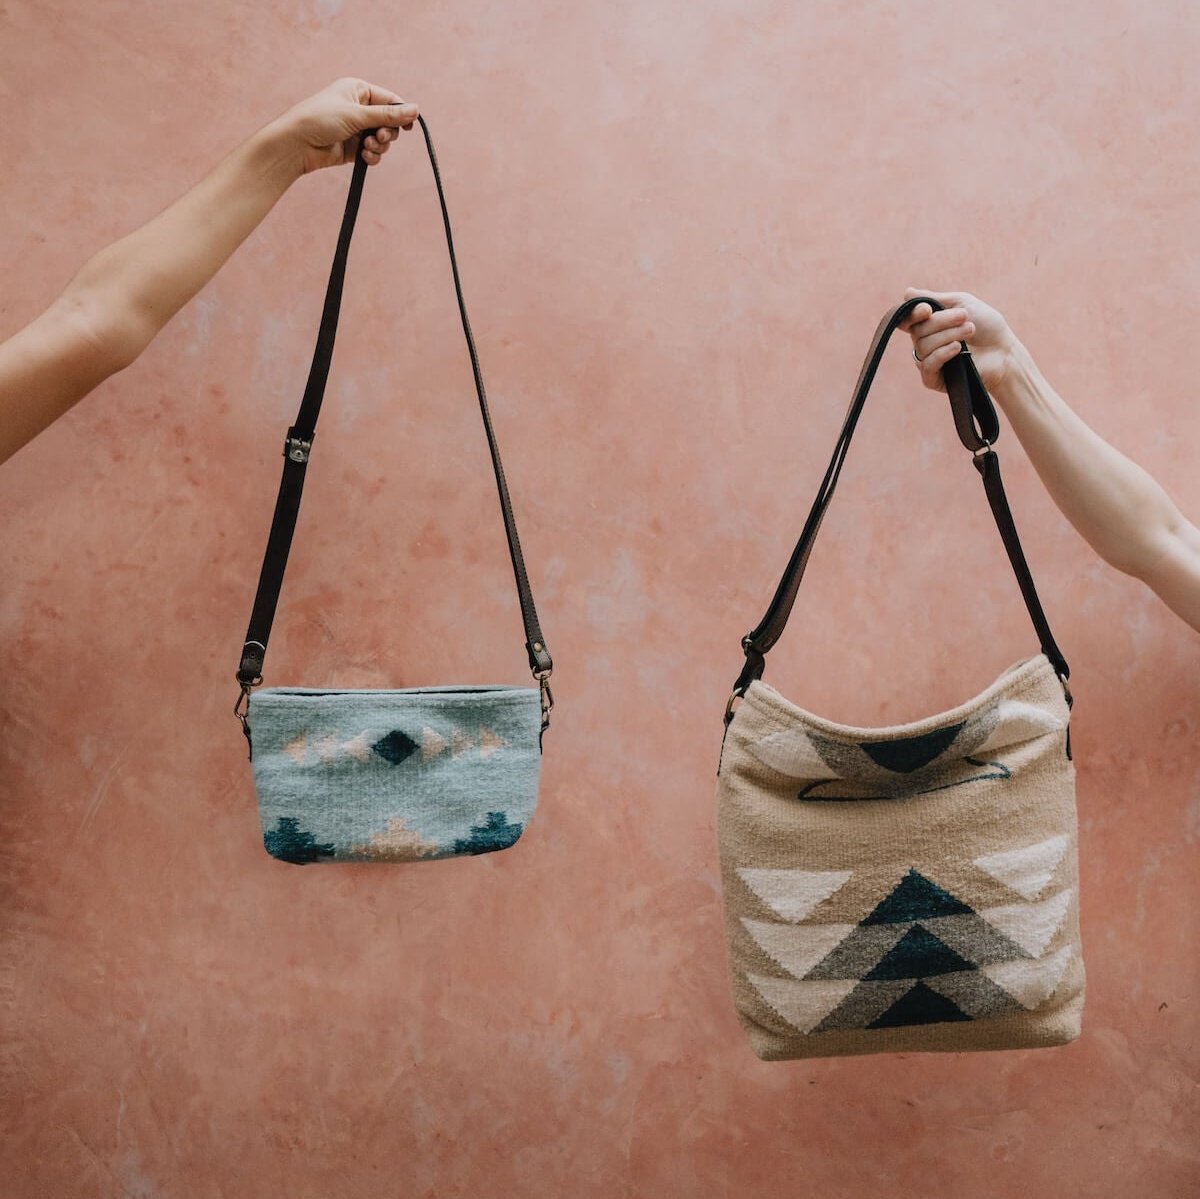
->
733;645;766;699
238;641;265;685
526;639;553;676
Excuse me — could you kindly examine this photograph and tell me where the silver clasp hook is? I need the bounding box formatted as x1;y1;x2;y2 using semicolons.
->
535;670;554;733
233;673;262;756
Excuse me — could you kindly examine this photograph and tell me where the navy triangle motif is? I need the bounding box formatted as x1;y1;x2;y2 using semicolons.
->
864;926;976;980
867;981;973;1029
859;722;965;773
862;869;974;925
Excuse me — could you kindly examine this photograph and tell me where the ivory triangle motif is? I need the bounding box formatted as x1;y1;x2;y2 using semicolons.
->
979;889;1073;958
974;834;1070;900
984;945;1073;1009
737;868;853;923
741;919;856;981
748;974;857;1035
422;727;448;761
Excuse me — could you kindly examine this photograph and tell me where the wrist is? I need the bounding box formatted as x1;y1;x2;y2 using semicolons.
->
246;119;307;189
991;333;1038;406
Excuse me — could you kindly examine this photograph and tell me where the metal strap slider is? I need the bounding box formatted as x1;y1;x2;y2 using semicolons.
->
284;428;313;463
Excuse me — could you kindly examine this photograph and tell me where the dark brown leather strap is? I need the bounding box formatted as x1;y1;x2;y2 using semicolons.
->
728;296;1068;711
236;118;552;708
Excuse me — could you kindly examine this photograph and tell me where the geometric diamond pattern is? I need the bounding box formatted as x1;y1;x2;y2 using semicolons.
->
370;729;420;765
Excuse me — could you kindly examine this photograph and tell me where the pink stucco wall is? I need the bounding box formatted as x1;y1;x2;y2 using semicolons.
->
2;2;1197;1195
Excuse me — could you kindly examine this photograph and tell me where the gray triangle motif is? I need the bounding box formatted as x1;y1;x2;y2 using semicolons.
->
920;913;1033;965
803;924;908;980
813;980;915;1032
925;969;1026;1020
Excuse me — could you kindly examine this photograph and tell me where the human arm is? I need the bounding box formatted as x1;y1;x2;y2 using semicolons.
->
902;288;1200;633
0;78;418;466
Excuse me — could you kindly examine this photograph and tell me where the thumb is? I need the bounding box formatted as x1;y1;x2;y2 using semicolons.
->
356;100;420;132
905;286;968;307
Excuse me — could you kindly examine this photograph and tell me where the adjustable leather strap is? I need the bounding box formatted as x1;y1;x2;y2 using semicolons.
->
973;448;1070;684
728;296;1068;713
236;118;552;723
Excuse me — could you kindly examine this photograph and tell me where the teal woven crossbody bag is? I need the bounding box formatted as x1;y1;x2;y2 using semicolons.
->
233;120;553;865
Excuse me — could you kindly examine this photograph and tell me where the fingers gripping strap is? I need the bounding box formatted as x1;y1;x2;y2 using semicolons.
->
731;297;1066;700
237;118;551;690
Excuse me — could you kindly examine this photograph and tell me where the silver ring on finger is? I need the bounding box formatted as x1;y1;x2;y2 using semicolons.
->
912;348;923;364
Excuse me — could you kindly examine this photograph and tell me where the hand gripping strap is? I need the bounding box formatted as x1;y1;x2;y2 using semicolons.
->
728;296;1068;712
236;119;552;712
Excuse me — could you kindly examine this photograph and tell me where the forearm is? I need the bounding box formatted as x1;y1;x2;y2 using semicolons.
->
0;122;303;465
995;342;1190;581
65;119;302;363
0;79;413;467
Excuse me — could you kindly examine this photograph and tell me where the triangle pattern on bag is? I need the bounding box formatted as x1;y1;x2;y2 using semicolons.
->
737;867;853;923
747;974;858;1035
974;834;1071;901
858;722;965;773
742;866;1073;1036
422;727;448;761
919;912;1033;965
861;869;974;925
978;889;1072;958
924;968;1026;1020
867;981;973;1029
983;945;1074;1009
742;919;857;981
863;926;976;980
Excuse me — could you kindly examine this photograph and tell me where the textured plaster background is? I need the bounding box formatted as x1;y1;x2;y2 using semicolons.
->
1;1;1197;1195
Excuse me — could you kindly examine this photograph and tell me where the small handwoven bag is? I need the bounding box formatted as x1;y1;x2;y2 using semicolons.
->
233;119;553;866
717;298;1083;1059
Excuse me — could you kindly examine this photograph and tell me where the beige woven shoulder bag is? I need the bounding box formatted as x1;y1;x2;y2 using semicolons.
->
717;298;1083;1060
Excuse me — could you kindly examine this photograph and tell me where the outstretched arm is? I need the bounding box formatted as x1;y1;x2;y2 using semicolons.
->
902;288;1200;633
0;78;418;466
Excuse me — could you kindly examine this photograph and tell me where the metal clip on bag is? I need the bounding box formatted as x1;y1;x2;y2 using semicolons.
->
717;298;1083;1059
234;119;553;866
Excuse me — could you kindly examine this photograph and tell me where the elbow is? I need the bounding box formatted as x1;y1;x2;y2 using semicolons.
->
1124;520;1198;588
61;289;150;377
58;264;157;380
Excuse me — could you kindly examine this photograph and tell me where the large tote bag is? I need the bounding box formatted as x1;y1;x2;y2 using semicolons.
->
716;299;1083;1059
233;120;553;865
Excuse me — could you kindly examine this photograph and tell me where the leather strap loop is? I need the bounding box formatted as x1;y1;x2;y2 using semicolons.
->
237;118;551;691
730;297;1067;707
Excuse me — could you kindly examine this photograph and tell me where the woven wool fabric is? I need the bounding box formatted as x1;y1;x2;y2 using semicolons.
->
716;655;1084;1059
249;686;542;864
